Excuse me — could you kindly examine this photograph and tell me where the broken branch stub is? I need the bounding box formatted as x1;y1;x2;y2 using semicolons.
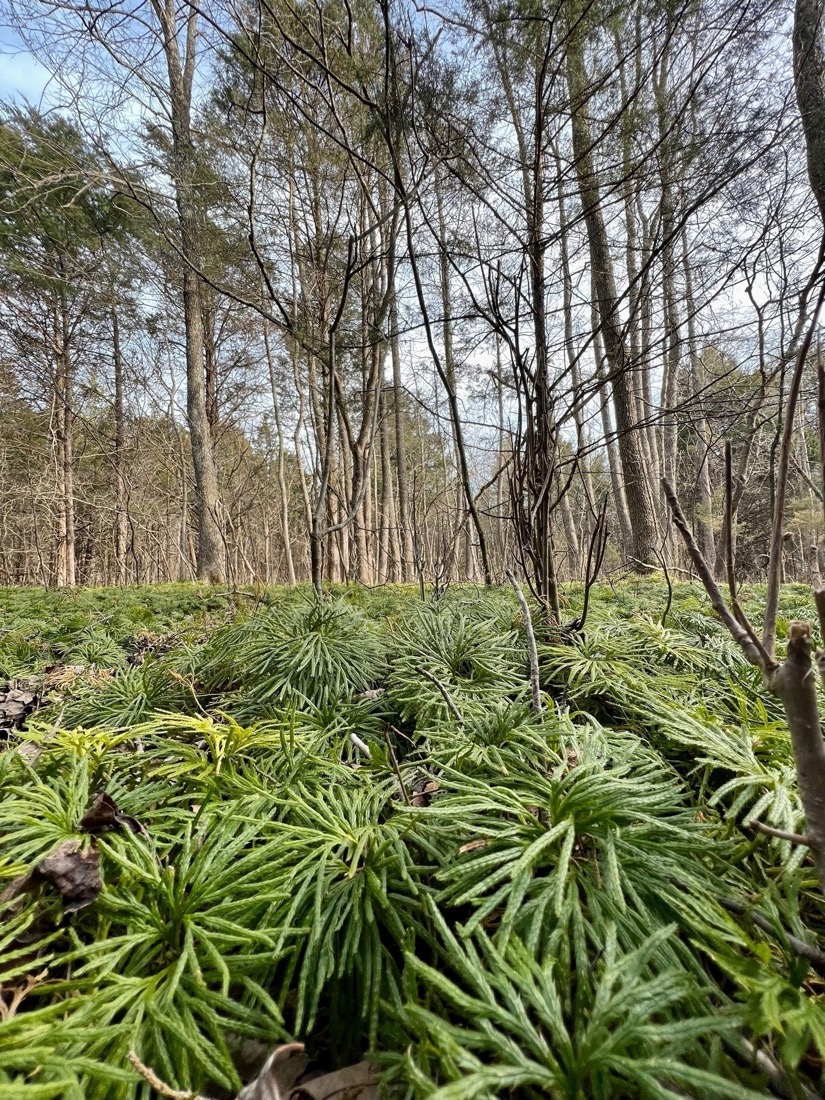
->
766;622;825;887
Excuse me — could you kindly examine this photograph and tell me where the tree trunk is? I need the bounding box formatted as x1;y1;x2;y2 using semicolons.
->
567;31;659;571
682;229;716;565
554;144;595;514
795;0;825;225
153;0;225;582
615;19;659;491
593;312;633;555
264;325;296;584
112;301;129;585
378;384;400;582
55;285;76;587
655;43;681;498
389;287;412;580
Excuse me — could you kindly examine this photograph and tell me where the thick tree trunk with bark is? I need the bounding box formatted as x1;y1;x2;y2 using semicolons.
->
593;317;633;555
795;0;825;224
153;0;225;583
567;32;659;571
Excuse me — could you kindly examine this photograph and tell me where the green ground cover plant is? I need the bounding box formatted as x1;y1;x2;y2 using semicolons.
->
1;581;825;1098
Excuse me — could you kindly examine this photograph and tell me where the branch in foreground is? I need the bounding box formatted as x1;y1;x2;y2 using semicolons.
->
663;478;825;896
506;568;542;714
748;819;811;847
733;1036;821;1100
719;897;825;973
769;622;825;887
415;666;463;722
660;478;775;670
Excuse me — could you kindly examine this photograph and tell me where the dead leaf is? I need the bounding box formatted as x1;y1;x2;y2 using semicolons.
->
79;792;148;837
235;1048;378;1100
0;874;30;905
291;1061;379;1100
411;777;439;808
0;968;48;1021
236;1043;308;1100
0;684;41;736
34;839;101;912
128;1047;378;1100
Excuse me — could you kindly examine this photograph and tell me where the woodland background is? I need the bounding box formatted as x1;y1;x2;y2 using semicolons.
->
0;0;822;597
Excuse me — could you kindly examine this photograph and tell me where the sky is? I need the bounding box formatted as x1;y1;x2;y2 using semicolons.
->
0;31;50;104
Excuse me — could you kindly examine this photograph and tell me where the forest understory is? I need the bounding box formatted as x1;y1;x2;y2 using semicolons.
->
1;579;825;1099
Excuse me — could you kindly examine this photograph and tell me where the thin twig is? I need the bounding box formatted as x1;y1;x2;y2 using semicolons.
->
0;969;48;1021
506;569;542;714
763;274;825;658
749;819;812;847
720;897;825;972
127;1052;211;1100
723;442;777;650
415;665;463;722
661;479;776;671
581;500;609;628
382;728;410;805
725;440;738;610
733;1036;821;1099
564;496;609;635
349;732;372;758
654;545;673;626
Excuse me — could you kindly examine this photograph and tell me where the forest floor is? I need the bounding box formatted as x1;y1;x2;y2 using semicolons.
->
1;579;825;1099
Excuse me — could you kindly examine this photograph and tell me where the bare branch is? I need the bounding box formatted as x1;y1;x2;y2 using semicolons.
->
748;819;812;846
660;479;773;670
415;665;463;723
506;568;542;714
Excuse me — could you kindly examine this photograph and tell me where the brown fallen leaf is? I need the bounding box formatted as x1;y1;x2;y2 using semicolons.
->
129;1046;378;1100
291;1061;379;1100
0;874;30;905
356;688;383;702
410;777;439;808
79;792;148;837
34;839;101;912
0;684;41;736
0;968;48;1022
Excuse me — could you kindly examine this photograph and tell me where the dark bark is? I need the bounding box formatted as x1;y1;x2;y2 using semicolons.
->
769;624;825;888
795;0;825;224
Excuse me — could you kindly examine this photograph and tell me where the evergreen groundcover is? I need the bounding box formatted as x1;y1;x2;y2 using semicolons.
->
1;580;825;1098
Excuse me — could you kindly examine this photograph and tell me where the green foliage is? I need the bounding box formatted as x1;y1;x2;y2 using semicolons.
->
387;602;524;724
197;594;386;714
60;664;192;728
394;915;762;1100
2;581;825;1097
